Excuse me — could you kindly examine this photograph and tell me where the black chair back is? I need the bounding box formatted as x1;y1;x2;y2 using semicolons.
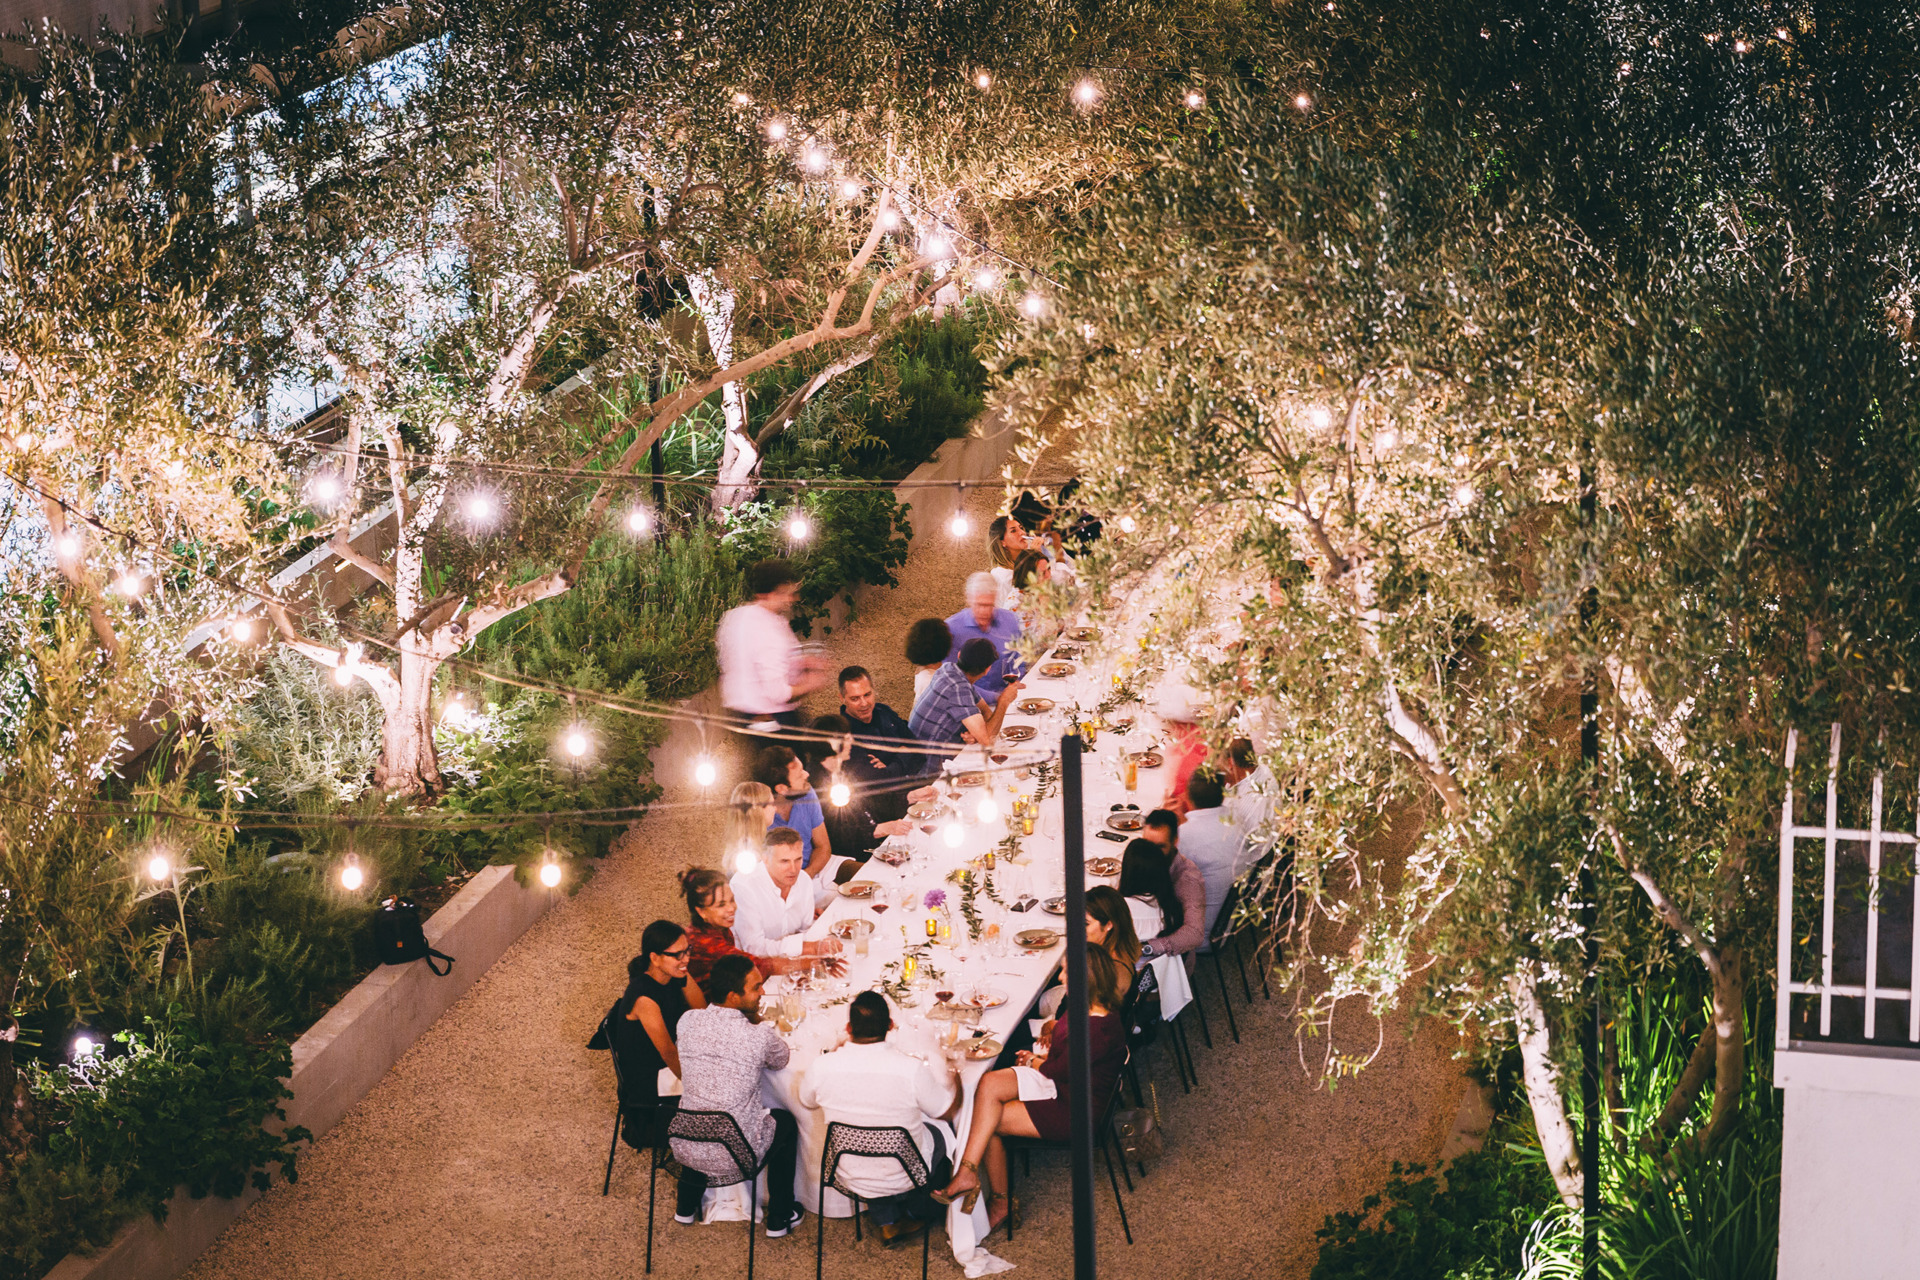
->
820;1122;932;1195
668;1108;762;1186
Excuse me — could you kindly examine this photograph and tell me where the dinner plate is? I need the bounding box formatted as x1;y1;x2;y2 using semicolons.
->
829;918;874;939
967;986;1008;1010
1042;896;1066;915
1050;646;1083;661
1085;856;1122;877
1105;813;1144;832
873;845;911;866
954;772;987;788
966;1037;1004;1060
908;802;941;819
1016;928;1061;947
1000;725;1037;742
1016;698;1056;714
839;880;879;898
1129;751;1164;769
1066;627;1101;642
1037;662;1076;678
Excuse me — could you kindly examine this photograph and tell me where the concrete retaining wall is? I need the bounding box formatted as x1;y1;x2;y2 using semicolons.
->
46;865;552;1280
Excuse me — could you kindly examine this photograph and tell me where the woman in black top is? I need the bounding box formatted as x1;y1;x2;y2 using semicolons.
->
613;920;707;1145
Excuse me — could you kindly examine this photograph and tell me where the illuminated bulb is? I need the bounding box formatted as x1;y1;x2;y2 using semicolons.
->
1294;93;1313;110
949;511;971;537
975;72;991;89
735;846;759;875
976;795;999;823
829;779;850;807
540;858;563;888
803;147;827;173
340;856;364;892
877;209;901;231
787;512;811;540
73;1035;96;1057
1073;79;1099;106
626;507;652;534
923;235;950;259
161;460;185;480
229;618;254;643
53;533;81;560
1453;482;1476;507
733;91;752;105
972;267;997;291
333;663;355;687
1307;405;1332;430
694;756;717;787
1619;61;1632;75
1733;38;1749;53
1776;27;1789;39
565;729;588;757
1117;514;1137;534
942;819;964;848
1021;292;1045;318
114;571;145;597
840;179;862;199
465;494;495;522
766;119;787;141
311;476;341;502
11;431;31;450
1375;428;1399;452
1185;90;1205;109
146;853;171;882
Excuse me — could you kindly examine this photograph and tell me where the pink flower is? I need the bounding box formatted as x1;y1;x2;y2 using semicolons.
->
923;888;948;909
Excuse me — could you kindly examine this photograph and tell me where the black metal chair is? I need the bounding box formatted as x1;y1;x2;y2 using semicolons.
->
587;1005;674;1195
814;1123;934;1280
646;1109;771;1277
1203;882;1255;1043
1122;967;1193;1101
1002;1069;1136;1245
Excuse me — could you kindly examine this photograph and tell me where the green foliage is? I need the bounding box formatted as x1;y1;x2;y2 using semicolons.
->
471;525;740;702
1312;1137;1553;1280
225;645;383;805
28;1020;308;1218
720;475;913;634
0;1149;130;1280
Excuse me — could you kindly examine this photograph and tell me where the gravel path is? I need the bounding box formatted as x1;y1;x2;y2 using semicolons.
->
183;462;1467;1280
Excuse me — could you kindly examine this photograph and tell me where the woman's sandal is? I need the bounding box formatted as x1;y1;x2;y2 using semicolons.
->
930;1160;981;1212
985;1192;1021;1239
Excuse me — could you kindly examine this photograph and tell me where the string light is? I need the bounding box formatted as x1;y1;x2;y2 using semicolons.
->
787;511;811;541
114;570;146;597
53;533;81;561
1184;90;1205;109
735;846;759;874
877;209;901;232
975;72;991;90
310;475;341;503
146;851;172;882
923;233;951;259
1294;93;1313;111
1306;405;1332;430
802;147;828;173
1072;79;1100;106
949;509;971;538
1776;27;1790;39
1733;38;1750;53
539;849;563;888
1375;428;1400;452
464;493;497;523
72;1034;97;1058
1453;482;1476;507
766;119;787;141
839;178;862;199
1117;514;1137;534
1021;292;1046;318
564;727;589;757
976;794;999;823
829;779;850;806
972;266;997;291
339;852;365;892
694;756;717;787
626;506;652;534
229;618;255;643
942;817;965;848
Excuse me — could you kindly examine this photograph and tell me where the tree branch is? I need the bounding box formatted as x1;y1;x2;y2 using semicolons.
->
752;345;877;451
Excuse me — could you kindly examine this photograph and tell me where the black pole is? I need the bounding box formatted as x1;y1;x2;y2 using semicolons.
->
1579;462;1601;1277
1060;733;1097;1280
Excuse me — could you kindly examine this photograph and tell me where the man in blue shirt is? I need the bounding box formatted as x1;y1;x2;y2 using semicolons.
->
945;572;1026;700
909;639;1024;748
754;745;830;874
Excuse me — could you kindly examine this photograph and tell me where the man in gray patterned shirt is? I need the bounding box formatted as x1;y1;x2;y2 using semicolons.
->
671;954;804;1235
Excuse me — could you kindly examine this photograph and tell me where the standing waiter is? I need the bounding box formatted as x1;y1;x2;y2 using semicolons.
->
716;559;828;759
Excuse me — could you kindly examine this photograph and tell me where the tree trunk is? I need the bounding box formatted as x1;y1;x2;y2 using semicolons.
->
1691;948;1746;1153
0;923;29;1155
371;642;442;796
687;272;759;511
1509;966;1585;1208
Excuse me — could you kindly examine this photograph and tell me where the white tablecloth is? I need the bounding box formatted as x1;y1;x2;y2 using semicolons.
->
692;620;1180;1274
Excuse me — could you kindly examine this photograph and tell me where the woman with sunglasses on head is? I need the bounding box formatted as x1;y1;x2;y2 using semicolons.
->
612;919;709;1147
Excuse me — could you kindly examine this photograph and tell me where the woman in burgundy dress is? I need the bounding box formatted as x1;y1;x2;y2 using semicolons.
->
935;886;1141;1236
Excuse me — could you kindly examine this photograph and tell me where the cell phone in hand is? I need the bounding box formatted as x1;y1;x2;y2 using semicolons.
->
1094;829;1127;843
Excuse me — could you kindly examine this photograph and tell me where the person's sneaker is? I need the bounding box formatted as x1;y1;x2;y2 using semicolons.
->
673;1210;699;1225
764;1207;805;1238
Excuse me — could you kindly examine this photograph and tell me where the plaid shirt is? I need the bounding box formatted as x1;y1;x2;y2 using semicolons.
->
908;661;980;745
674;1006;790;1174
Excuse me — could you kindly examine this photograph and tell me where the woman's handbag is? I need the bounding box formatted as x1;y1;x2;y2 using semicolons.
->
1112;1083;1165;1165
374;897;455;975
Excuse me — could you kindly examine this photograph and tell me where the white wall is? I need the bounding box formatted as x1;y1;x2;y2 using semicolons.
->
1777;1046;1920;1279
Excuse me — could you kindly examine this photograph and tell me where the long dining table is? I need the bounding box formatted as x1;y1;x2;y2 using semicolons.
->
695;620;1190;1274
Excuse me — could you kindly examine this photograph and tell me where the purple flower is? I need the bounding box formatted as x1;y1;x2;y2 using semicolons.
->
923;888;948;910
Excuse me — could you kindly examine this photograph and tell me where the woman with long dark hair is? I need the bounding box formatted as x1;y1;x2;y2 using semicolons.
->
609;920;708;1147
1118;836;1184;951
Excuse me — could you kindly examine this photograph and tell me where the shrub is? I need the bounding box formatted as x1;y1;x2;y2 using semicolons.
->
0;1150;130;1280
720;476;913;634
225;645;382;805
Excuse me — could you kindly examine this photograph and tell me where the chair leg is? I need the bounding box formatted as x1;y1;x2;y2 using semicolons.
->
1101;1134;1134;1245
1171;1018;1194;1091
1108;1123;1135;1192
815;1170;826;1280
1126;1058;1144;1108
645;1149;660;1274
1192;985;1214;1048
747;1176;758;1280
1210;951;1242;1043
922;1200;932;1279
1234;937;1254;1003
604;1107;623;1196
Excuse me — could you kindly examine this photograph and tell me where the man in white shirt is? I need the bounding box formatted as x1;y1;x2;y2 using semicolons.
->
728;829;844;966
716;559;829;739
1222;737;1277;878
1179;770;1245;947
798;991;957;1242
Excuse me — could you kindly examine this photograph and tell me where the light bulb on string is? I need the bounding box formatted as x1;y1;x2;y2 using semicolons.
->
229;618;255;644
802;147;827;174
787;511;811;541
340;853;365;892
1733;38;1750;53
626;506;652;534
877;209;901;232
975;72;991;90
53;533;81;561
922;234;951;259
564;727;589;758
949;509;971;538
1306;405;1332;431
735;846;759;875
1184;90;1205;109
1072;79;1100;106
829;779;850;807
976;794;999;823
972;266;997;291
539;850;563;888
1294;92;1313;110
1117;514;1137;534
1020;292;1046;319
942;818;965;848
766;119;787;141
146;852;171;882
114;570;146;597
310;475;341;504
464;493;497;524
1453;482;1476;508
694;756;718;787
839;178;862;200
72;1034;96;1058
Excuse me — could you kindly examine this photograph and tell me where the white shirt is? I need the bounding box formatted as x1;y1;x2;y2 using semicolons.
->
1180;805;1245;945
912;667;935;711
1126;895;1164;953
717;602;799;716
729;863;814;958
797;1039;955;1197
1227;764;1277;878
